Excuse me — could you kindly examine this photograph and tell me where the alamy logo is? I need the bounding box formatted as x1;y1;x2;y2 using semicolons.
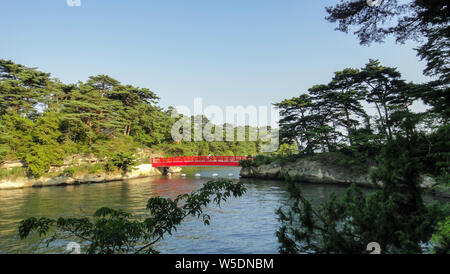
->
366;242;381;254
66;242;81;254
366;0;382;8
171;98;280;152
67;0;81;7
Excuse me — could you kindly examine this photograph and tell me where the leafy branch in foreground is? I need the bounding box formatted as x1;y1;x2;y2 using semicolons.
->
276;180;445;254
18;179;246;254
431;216;450;254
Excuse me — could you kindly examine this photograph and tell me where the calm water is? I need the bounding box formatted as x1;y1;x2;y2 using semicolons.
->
0;167;356;254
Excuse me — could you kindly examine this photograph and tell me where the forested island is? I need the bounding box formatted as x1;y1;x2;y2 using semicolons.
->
0;60;262;185
239;59;449;192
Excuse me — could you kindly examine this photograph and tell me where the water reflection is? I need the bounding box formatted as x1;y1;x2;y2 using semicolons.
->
0;167;368;254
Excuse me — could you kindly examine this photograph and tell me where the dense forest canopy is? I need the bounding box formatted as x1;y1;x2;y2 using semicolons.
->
0;60;262;178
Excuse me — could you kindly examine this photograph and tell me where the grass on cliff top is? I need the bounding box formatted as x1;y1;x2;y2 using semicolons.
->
57;163;121;178
0;167;27;180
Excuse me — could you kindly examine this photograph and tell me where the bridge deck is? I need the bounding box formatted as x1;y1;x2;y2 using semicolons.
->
151;156;249;167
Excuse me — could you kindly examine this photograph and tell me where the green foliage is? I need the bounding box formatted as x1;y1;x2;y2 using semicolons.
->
60;164;106;177
255;155;277;166
431;217;450;254
91;136;140;158
0;60;262;179
325;1;449;120
275;60;419;157
18;179;247;254
110;152;137;174
276;143;298;156
277;180;443;254
60;167;76;177
24;145;65;178
88;164;103;174
424;124;450;179
103;161;116;173
274;96;449;254
276;118;448;254
156;139;258;158
273;58;449;195
239;159;255;168
0;110;34;158
0;144;10;162
0;167;27;180
0;109;74;178
239;153;304;169
325;1;447;47
31;112;62;145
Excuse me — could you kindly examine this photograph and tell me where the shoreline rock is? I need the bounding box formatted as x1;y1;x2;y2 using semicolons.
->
240;159;449;198
0;164;163;190
240;159;374;187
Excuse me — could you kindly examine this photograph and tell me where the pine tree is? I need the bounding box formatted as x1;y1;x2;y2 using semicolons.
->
358;60;411;139
61;82;124;148
0;59;51;117
328;68;367;146
106;84;159;136
275;94;315;153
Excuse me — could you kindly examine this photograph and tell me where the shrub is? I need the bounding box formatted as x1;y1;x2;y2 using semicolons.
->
60;167;76;177
24;145;65;178
239;159;255;168
103;161;116;173
110;152;137;174
88;164;103;174
253;155;275;166
431;217;450;254
92;136;140;159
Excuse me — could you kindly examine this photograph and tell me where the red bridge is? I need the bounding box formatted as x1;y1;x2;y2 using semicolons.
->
151;156;250;167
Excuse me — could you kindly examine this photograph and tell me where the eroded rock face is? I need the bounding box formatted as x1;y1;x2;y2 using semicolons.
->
0;161;24;170
240;158;445;193
0;164;163;190
420;175;438;188
168;167;182;173
240;159;373;187
48;155;107;173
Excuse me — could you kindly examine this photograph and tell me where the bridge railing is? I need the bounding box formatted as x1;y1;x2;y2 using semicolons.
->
151;156;250;164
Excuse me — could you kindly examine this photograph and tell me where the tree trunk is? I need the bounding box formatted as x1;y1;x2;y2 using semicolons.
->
25;98;29;117
300;110;311;148
344;107;353;146
88;120;93;148
295;139;302;152
324;130;331;152
374;101;389;138
382;102;392;139
332;121;337;147
100;82;104;116
127;123;132;136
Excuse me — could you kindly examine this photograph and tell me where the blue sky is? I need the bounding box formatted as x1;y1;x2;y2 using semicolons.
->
1;0;429;116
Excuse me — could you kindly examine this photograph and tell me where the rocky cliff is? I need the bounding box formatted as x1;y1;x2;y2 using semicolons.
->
240;157;439;190
0;150;183;190
240;158;374;187
0;164;165;190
